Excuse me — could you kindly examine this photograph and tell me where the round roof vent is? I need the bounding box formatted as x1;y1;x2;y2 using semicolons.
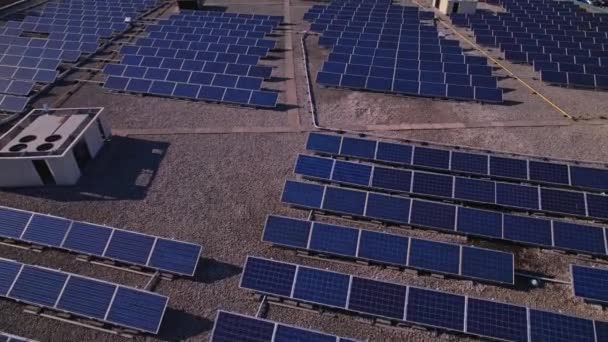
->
36;143;54;152
9;144;27;152
19;135;36;143
45;134;62;142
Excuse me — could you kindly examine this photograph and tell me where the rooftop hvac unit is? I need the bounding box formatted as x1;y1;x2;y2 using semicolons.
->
0;107;110;187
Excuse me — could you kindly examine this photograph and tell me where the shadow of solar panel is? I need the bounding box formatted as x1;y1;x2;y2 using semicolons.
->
332;160;371;186
310;222;358;256
466;299;528;342
282;180;323;209
296;154;333;179
456;207;502;238
357;230;408;266
293;267;350;308
0;95;28;113
529;310;595;342
529;161;569;184
496;183;539;210
240;257;296;297
0;259;20;296
406;287;464;331
572;265;608;304
365;193;410;224
408;238;459;274
376;142;412;164
461;247;513;284
413;146;449;169
55;276;115;319
453;177;495;203
553;221;606;255
322;186;366;215
340;136;376;159
412;172;453;198
317;71;341;86
9;266;67;306
540;188;586;216
211;311;275;342
410;200;456;231
105;287;167;334
348;277;406;320
21;215;70;247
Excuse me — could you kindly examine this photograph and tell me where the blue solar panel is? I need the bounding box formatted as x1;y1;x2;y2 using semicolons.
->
529;161;569;185
456;207;502;238
282;180;324;209
332;160;372;186
310;222;358;256
21;214;70;247
348;277;406;320
0;207;31;239
529;310;595;342
406;287;464;331
461;247;513;284
340;137;376;159
104;230;154;265
263;215;311;249
376;142;412;164
306;132;341;154
105;287;167;334
466;299;528;342
55;276;115;319
495;183;539;210
451;152;487;174
0;259;21;296
412;172;453;198
365;193;410;223
357;230;408;266
490;157;527;179
322;186;366;215
553;221;606;255
453;177;495;203
587;194;608;220
540;188;586;216
410;200;455;231
408;238;459;274
240;257;296;297
9;266;67;306
570;166;608;191
503;214;552;246
413;147;449;169
293;267;349;308
572;265;608;304
371;167;411;192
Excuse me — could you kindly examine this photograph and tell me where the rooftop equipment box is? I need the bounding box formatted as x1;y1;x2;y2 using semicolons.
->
434;0;478;15
0;107;110;187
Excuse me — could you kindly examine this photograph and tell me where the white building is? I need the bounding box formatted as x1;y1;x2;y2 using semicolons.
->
433;0;478;15
0;107;110;187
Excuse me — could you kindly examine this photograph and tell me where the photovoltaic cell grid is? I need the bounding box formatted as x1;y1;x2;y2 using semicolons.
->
241;256;607;342
102;10;283;108
304;0;503;103
572;264;608;305
210;310;359;342
262;215;515;285
281;180;608;257
0;0;162;112
306;132;608;192
0;257;168;334
294;153;608;220
451;0;608;90
0;205;201;276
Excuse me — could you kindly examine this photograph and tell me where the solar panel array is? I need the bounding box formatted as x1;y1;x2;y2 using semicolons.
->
241;256;608;342
0;257;168;334
263;215;514;284
210;310;359;342
0;205;202;276
306;132;608;192
572;264;608;305
304;0;503;103
103;10;283;108
282;179;608;257
451;0;608;89
0;0;161;112
295;154;608;220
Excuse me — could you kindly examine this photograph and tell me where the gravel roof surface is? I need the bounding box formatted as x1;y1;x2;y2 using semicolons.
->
1;0;608;341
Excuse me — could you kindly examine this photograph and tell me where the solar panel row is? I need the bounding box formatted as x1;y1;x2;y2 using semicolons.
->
210;311;359;342
139;32;275;49
145;25;269;41
295;154;608;220
0;257;168;333
306;132;608;192
541;70;608;89
0;206;202;276
241;256;608;342
282;180;608;257
263;215;514;284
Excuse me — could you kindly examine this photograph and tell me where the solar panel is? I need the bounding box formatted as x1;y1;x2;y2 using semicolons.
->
408;238;459;274
466;299;528;342
461;246;514;284
358;229;408;266
0;206;201;276
0;257;168;334
310;222;358;256
406;287;465;331
293;266;350;308
240;256;296;297
571;264;608;304
210;311;357;342
348;276;407;320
